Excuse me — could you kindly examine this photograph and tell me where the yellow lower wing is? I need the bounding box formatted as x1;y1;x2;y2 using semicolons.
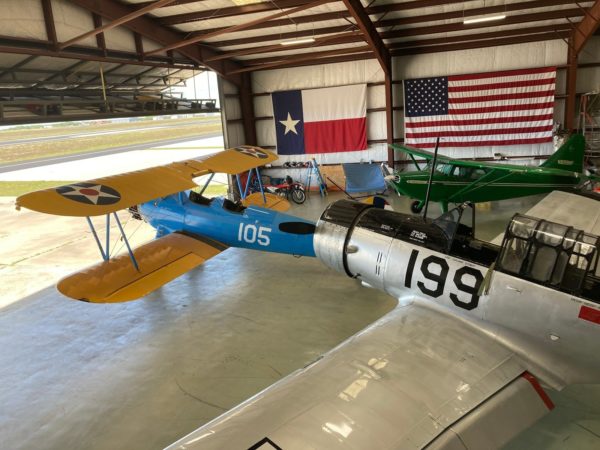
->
57;233;226;303
242;192;290;212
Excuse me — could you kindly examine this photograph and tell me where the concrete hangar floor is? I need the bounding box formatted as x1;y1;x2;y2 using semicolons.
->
1;191;599;449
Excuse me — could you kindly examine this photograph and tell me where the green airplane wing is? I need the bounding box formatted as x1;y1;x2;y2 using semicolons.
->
388;143;578;177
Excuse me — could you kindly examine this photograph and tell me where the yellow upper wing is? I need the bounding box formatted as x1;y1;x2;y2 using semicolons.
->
16;146;276;217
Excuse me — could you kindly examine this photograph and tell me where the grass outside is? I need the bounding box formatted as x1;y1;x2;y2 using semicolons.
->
0;181;228;197
0;115;217;141
0;120;222;165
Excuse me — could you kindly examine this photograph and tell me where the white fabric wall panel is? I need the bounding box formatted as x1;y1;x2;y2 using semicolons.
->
579;36;600;64
104;25;136;53
578;67;600;95
53;0;97;48
256;119;275;147
394;40;567;80
0;0;46;40
254;95;273;118
224;98;241;120
369;111;386;141
221;79;239;95
225;123;246;148
252;59;384;93
577;37;600;93
368;85;385;109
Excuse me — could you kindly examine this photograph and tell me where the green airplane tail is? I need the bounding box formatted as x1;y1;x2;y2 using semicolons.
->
540;133;585;173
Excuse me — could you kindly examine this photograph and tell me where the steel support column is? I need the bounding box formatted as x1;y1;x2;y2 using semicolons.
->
240;72;257;145
385;74;394;167
565;37;578;131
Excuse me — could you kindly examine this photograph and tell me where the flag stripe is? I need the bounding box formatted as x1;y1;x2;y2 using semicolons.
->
448;66;556;81
448;90;555;103
302;84;366;122
406;125;553;139
448;78;556;93
448;102;555;114
404;113;554;128
449;86;555;98
304;117;367;154
410;137;552;148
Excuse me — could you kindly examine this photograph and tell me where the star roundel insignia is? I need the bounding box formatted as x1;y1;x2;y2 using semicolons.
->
56;182;121;205
234;146;268;159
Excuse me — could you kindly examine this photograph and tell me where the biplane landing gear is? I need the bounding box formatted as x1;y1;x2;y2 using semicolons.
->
410;200;424;214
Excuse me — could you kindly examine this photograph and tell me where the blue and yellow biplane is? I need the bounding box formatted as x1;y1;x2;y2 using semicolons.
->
16;146;315;303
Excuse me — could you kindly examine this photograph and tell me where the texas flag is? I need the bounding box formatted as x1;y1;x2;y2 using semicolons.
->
272;84;367;155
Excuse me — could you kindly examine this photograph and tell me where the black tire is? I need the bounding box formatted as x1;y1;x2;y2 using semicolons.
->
291;187;306;204
411;200;423;214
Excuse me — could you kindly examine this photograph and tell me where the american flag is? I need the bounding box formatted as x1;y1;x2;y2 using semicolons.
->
403;67;556;150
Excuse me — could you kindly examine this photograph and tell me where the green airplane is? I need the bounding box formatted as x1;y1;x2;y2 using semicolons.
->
386;134;596;214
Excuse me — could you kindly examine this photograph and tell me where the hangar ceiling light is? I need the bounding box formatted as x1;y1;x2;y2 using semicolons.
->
463;0;506;24
231;0;265;5
281;37;316;45
464;14;506;24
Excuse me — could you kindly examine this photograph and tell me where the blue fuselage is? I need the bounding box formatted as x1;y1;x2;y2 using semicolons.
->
139;193;316;257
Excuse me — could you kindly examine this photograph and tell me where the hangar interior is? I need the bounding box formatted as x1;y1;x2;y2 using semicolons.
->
1;1;600;449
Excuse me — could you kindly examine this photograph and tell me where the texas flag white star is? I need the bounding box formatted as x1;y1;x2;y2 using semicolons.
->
279;112;300;135
61;184;120;205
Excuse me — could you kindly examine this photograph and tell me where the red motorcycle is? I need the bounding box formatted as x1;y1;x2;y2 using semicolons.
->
264;175;307;204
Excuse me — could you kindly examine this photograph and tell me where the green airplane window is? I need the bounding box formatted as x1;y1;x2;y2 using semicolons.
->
470;168;487;180
434;164;455;176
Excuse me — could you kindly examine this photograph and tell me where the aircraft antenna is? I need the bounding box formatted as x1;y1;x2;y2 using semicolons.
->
422;137;440;220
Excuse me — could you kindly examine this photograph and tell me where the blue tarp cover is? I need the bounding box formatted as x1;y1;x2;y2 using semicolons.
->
342;163;386;193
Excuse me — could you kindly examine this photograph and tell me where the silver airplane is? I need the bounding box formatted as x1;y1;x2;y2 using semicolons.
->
167;191;600;450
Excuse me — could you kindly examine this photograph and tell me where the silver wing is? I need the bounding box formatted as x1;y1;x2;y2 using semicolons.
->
167;300;552;450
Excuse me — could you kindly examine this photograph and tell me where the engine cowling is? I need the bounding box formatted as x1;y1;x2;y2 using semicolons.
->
314;200;451;290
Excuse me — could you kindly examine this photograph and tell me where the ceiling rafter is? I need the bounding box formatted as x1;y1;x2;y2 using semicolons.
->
159;0;337;25
211;6;585;50
207;31;362;61
342;0;390;74
33;60;90;86
41;0;57;46
66;0;243;83
92;13;107;56
192;0;576;41
380;8;584;40
190;11;349;38
209;21;574;62
145;0;332;56
391;30;571;56
572;0;600;54
238;50;375;73
135;0;203;7
0;55;38;81
389;24;573;51
59;0;177;51
0;41;196;71
236;45;372;71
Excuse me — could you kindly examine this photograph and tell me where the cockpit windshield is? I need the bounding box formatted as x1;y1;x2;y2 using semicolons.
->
497;214;600;296
433;206;464;247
